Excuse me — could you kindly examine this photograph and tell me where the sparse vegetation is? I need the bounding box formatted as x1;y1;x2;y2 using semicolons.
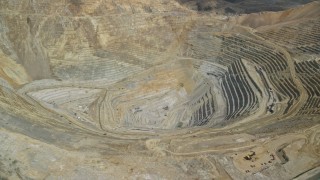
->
70;0;83;6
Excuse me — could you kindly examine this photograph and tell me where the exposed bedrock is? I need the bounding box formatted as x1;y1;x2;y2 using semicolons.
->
0;0;319;179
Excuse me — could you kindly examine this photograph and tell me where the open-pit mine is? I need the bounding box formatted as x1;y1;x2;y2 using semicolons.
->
0;0;319;179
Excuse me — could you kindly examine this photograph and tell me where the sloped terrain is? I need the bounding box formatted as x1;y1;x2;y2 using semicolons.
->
0;0;319;179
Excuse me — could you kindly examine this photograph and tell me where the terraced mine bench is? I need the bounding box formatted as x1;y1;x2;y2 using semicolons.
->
0;0;319;179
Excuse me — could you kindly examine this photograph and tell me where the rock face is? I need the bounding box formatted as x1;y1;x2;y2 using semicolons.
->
0;0;319;179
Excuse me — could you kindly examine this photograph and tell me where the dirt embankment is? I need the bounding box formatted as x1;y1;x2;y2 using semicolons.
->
232;1;320;29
